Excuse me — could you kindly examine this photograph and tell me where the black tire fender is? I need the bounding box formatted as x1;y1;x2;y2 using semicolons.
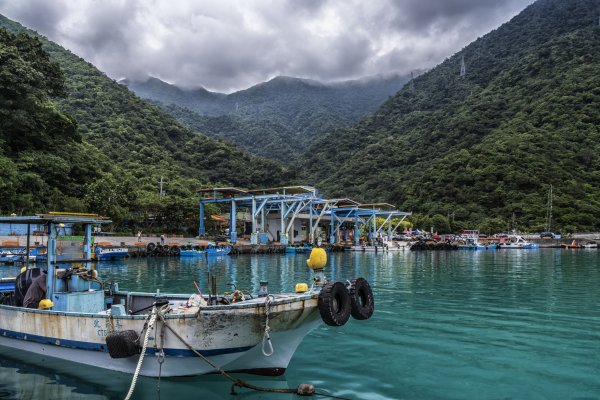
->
318;282;351;326
348;277;374;320
146;242;156;252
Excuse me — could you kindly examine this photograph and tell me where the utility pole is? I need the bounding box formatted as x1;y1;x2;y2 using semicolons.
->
158;176;167;197
460;55;466;77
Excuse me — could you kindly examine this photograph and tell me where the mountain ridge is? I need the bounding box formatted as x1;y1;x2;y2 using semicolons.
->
123;73;412;163
304;0;600;232
0;14;292;230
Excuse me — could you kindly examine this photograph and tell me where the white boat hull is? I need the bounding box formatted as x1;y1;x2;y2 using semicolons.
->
0;294;321;377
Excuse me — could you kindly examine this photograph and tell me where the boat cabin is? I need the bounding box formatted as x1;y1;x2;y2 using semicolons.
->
0;213;110;313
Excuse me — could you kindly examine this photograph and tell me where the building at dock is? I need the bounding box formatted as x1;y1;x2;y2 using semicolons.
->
197;186;411;246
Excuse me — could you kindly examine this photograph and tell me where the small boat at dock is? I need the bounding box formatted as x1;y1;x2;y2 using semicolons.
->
561;240;584;249
94;246;129;260
498;235;536;249
205;244;232;256
285;245;311;254
0;214;374;379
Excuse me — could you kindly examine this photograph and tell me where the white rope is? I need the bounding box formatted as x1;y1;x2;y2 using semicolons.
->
261;295;274;357
124;307;158;400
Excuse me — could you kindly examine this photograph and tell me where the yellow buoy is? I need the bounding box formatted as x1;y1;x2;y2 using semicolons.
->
39;299;54;310
306;247;327;270
295;283;309;293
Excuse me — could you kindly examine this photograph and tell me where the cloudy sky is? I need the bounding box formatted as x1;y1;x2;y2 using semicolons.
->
0;0;534;93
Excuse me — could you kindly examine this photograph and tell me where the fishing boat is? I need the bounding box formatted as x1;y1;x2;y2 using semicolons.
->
498;235;536;249
0;248;24;263
561;240;584;249
456;239;498;250
284;245;311;254
205;244;232;256
0;214;374;379
94;246;129;260
455;230;498;250
179;244;205;257
179;248;205;257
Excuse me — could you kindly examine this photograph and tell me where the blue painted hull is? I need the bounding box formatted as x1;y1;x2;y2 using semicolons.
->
180;250;205;257
205;246;232;256
96;251;129;260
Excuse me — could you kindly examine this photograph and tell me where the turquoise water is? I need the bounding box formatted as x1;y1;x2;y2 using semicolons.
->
1;250;600;399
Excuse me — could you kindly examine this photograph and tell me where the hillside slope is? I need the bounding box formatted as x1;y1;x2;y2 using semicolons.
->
305;0;600;232
0;15;292;229
124;74;410;163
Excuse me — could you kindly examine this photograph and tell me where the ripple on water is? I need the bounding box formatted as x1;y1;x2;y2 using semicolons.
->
1;249;600;399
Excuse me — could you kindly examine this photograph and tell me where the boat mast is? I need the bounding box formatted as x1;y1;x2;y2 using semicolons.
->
545;185;553;232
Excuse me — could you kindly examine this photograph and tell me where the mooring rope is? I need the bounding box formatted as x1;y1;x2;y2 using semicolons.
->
156;310;351;399
124;307;158;400
261;295;275;357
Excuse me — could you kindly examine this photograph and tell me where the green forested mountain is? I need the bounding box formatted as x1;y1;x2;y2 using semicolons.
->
305;0;600;232
0;15;291;232
160;104;299;164
124;74;410;163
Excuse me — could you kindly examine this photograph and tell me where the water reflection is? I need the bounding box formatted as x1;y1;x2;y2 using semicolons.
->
0;352;295;400
2;250;600;399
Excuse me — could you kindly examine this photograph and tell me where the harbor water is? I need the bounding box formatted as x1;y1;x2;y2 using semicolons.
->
1;249;600;399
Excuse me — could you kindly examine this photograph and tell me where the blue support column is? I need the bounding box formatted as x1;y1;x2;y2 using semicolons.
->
330;211;336;244
199;202;205;237
372;211;377;245
83;224;92;260
280;201;288;245
251;197;258;245
46;223;57;300
230;200;237;243
354;215;359;245
309;206;314;244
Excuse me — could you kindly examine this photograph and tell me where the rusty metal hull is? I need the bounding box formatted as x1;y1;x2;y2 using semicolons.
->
0;294;321;377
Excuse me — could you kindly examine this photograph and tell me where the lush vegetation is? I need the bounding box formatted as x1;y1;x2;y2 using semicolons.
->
0;15;292;233
305;0;600;232
125;75;410;163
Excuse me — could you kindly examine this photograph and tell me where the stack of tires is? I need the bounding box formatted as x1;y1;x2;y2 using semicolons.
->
318;277;374;326
145;242;181;256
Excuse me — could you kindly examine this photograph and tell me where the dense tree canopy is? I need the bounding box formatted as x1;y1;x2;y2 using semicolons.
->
125;75;409;164
0;16;292;233
304;0;600;232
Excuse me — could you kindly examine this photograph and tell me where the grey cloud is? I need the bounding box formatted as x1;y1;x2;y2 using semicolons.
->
0;0;65;37
0;0;534;93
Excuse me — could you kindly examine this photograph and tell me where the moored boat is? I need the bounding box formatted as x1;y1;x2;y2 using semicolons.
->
94;246;129;260
561;240;584;249
285;245;311;254
499;235;536;249
205;244;232;256
0;214;374;380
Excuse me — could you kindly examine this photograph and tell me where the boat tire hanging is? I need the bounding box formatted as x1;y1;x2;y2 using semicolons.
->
318;282;351;326
146;242;156;252
105;330;140;358
348;277;374;320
